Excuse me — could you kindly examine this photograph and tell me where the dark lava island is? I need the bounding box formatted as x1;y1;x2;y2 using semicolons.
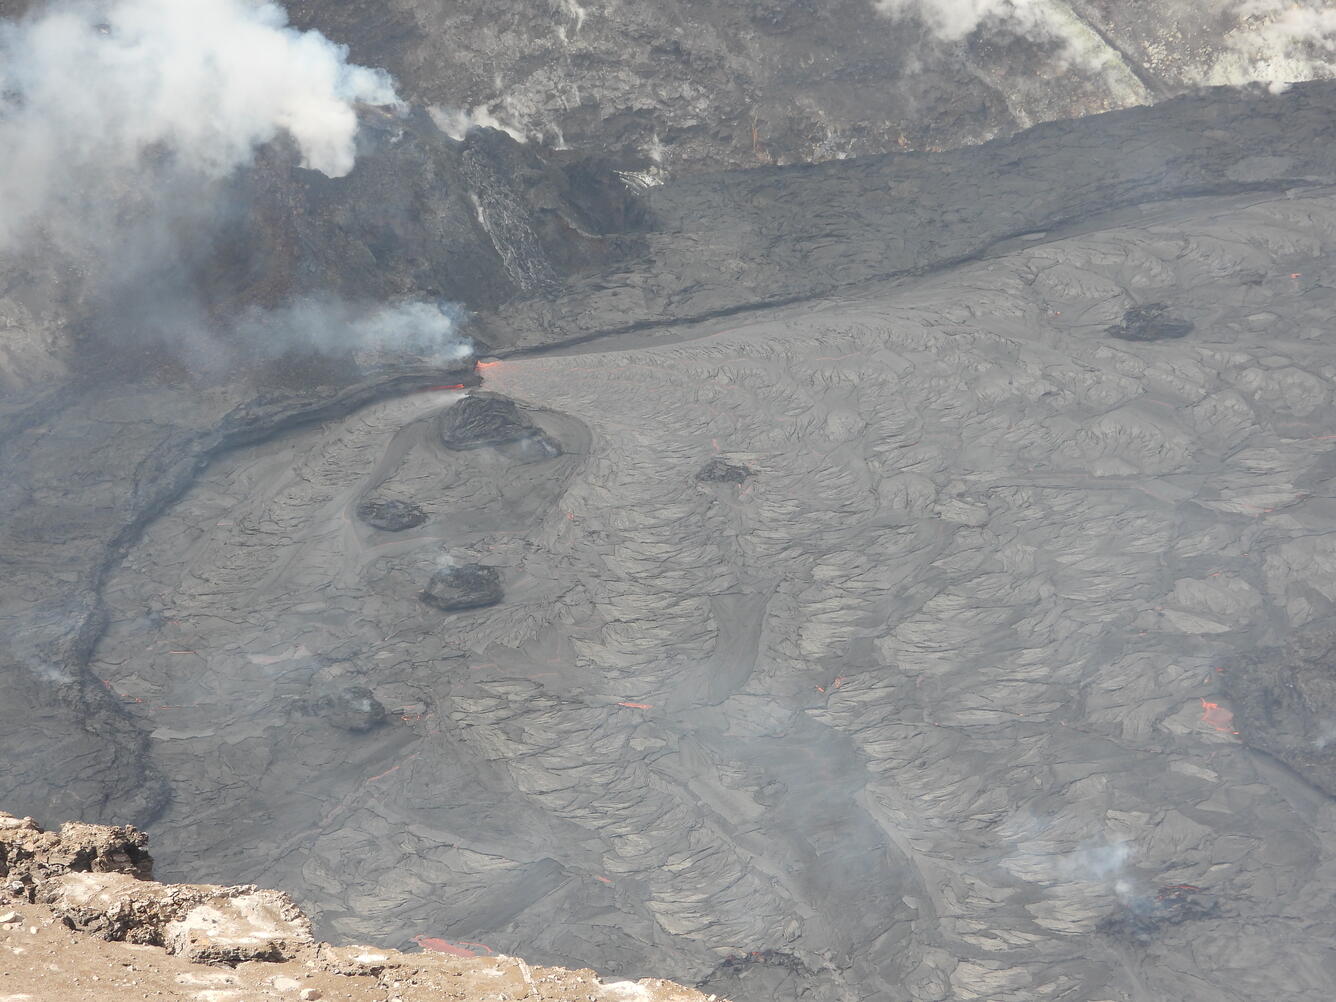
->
420;564;504;612
440;393;557;453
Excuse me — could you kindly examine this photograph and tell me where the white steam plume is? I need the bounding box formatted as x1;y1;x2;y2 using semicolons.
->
0;1;477;365
1058;841;1133;885
0;0;400;252
429;105;529;144
873;0;1049;42
872;0;1151;105
1205;1;1336;90
233;299;472;362
877;0;1336;93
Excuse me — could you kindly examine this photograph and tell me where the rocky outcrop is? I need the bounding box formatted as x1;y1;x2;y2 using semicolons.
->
0;811;152;894
1106;302;1195;342
37;871;314;965
283;0;1287;172
0;810;722;1001
1;811;309;965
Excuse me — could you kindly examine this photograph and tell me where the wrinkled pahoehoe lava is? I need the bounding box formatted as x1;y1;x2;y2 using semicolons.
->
11;51;1336;1002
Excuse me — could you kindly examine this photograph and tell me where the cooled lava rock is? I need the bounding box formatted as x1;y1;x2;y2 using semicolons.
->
356;498;428;531
696;458;752;483
439;394;544;450
314;685;388;733
420;564;503;612
1223;627;1336;796
1097;885;1220;943
1106;303;1194;342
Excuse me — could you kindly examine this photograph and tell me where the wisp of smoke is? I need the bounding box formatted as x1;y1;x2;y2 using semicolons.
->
871;0;1151;105
429;105;529;144
1060;841;1132;882
0;0;399;252
1314;719;1336;750
873;0;1048;42
234;299;473;362
877;0;1336;93
1057;840;1138;904
1206;1;1336;90
0;0;475;367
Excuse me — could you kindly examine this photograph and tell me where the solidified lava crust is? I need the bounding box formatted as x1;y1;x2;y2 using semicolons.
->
14;78;1336;1002
440;393;547;450
1106;303;1195;342
420;564;504;613
356;498;429;531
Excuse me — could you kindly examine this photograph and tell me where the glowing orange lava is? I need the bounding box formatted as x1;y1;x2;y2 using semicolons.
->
617;701;653;709
1200;698;1237;733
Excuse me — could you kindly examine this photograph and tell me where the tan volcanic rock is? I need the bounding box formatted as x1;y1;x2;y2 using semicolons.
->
0;811;724;1002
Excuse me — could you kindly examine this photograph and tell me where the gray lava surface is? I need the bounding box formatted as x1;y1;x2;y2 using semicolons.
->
421;564;505;612
9;84;1336;1002
82;184;1336;1001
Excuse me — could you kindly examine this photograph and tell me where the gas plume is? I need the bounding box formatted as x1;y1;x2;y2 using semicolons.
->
1206;1;1336;89
871;0;1152;103
876;0;1336;92
0;0;399;252
872;0;1052;42
0;0;471;366
232;299;472;363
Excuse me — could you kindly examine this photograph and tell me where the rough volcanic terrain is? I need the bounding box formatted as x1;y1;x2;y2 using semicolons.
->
0;811;716;1002
282;0;1324;171
82;177;1336;1000
7;41;1336;1002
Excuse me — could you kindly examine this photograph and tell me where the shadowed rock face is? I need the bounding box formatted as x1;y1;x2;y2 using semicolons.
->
420;564;503;612
199;118;646;326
